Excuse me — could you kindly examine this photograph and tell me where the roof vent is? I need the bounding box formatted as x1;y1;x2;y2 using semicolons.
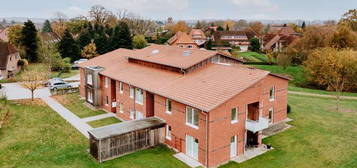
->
151;49;159;55
183;50;192;56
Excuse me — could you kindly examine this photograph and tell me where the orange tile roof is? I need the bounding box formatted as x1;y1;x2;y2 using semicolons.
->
190;29;207;39
168;31;197;45
127;44;218;69
80;45;274;112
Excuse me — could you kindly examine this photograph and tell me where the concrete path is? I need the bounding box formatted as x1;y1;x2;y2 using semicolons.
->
2;82;50;100
64;74;80;81
82;113;116;123
288;91;357;100
42;96;92;138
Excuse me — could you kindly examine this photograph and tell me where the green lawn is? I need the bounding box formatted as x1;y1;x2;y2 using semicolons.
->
252;65;307;86
88;117;122;128
222;94;357;168
233;51;272;63
52;93;106;118
289;86;357;97
0;99;188;168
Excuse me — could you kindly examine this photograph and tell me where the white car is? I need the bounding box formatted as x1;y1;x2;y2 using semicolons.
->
72;59;88;69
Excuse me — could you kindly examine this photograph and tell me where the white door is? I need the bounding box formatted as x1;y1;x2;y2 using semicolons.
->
230;136;237;158
186;135;199;160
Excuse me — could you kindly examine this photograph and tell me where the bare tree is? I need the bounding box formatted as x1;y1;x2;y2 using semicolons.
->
20;70;48;101
117;10;158;35
89;5;112;25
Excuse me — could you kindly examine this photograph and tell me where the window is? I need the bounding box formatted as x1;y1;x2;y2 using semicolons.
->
166;99;172;114
231;107;238;124
188;45;193;48
119;82;124;94
269;86;275;101
135;88;143;105
120;103;124;113
87;74;93;85
166;125;172;140
104;77;109;88
136;111;144;120
186;106;199;129
87;90;93;103
130;110;135;119
105;96;109;105
269;108;274;123
130;87;134;99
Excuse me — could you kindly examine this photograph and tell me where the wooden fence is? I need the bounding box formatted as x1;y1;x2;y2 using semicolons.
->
90;128;163;162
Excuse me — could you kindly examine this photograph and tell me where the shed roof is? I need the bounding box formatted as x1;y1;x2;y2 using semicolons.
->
88;117;166;139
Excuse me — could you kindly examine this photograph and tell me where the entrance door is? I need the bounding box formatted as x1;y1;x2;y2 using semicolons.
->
230;136;237;158
186;135;198;160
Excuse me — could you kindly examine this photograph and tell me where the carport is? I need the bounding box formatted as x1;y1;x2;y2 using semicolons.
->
88;117;166;162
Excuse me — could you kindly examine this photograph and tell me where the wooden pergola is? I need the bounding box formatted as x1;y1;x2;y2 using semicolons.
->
88;117;166;162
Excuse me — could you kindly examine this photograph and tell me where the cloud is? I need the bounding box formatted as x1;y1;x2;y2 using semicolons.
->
230;0;278;11
75;0;189;17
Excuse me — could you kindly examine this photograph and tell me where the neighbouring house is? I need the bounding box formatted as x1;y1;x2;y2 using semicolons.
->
167;31;199;49
79;45;289;167
189;29;207;46
263;24;300;52
39;32;61;43
0;27;9;42
212;31;250;52
0;42;21;79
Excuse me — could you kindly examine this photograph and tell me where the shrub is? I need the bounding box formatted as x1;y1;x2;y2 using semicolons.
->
62;63;71;73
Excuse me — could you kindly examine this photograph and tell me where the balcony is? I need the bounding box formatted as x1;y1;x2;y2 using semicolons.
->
246;117;269;133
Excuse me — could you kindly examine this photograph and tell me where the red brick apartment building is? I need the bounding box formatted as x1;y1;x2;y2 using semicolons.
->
79;45;289;167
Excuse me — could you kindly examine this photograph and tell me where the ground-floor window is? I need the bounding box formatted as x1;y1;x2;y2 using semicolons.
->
130;110;135;119
87;89;93;103
166;125;172;140
136;111;144;120
119;103;124;113
269;108;274;123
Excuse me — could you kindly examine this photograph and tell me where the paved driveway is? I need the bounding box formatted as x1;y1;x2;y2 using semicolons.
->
1;83;50;100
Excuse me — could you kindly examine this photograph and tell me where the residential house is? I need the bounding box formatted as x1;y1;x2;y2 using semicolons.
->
79;45;289;167
263;24;300;52
0;42;20;79
0;27;9;42
189;29;207;46
167;31;199;49
212;31;250;52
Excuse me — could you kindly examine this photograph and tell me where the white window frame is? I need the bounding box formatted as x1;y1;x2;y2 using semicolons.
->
135;88;144;105
119;82;124;94
105;96;109;106
104;77;109;88
130;87;134;99
269;108;274;123
166;99;172;114
87;90;93;103
166;125;172;140
120;103;124;113
87;74;93;85
269;86;275;101
231;107;238;124
130;110;135;119
186;106;199;129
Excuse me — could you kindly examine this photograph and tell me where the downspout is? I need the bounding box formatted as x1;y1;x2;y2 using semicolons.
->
205;111;209;167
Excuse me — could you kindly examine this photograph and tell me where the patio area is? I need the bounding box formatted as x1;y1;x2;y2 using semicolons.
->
231;145;273;163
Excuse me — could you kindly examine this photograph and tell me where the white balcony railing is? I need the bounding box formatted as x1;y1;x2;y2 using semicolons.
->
246;117;270;133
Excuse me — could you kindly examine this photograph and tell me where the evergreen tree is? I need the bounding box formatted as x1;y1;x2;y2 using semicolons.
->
58;29;81;61
77;30;93;49
226;24;230;31
205;39;213;50
94;31;110;54
110;21;133;50
248;37;261;52
42;20;52;32
217;26;224;31
21;20;39;62
301;21;306;30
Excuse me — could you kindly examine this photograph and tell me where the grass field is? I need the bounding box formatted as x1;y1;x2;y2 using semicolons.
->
52;93;106;118
1;95;356;168
88;117;122;128
252;65;307;87
0;99;188;168
233;51;272;63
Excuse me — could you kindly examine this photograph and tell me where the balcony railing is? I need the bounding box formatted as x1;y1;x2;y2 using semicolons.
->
246;117;269;133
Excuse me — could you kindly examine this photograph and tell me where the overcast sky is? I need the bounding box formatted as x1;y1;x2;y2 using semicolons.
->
0;0;356;21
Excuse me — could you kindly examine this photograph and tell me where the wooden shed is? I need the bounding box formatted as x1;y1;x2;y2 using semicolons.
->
88;117;166;162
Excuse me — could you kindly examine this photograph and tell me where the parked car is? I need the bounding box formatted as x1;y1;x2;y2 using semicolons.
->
72;59;88;69
48;80;71;90
45;78;64;87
